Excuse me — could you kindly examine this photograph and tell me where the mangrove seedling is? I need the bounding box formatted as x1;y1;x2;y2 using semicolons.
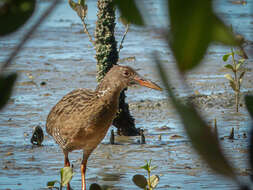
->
47;167;74;190
223;48;246;112
132;160;160;190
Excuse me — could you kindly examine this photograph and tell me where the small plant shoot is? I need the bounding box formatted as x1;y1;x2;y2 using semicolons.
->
47;167;74;190
132;160;160;190
223;47;246;112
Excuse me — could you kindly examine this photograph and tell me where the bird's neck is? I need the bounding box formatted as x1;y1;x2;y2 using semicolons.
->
96;80;123;105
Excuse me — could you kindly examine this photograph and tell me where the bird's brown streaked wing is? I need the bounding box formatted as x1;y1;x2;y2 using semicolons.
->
46;88;97;149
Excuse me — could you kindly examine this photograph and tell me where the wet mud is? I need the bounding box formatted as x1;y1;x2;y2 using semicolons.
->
0;0;253;189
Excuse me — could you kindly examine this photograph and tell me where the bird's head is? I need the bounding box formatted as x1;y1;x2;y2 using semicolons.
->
104;65;162;91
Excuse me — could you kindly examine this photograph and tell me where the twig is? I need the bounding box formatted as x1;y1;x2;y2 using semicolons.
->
81;19;95;46
1;0;61;73
118;24;129;55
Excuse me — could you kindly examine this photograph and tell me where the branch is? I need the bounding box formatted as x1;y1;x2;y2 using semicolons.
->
81;18;95;47
118;24;129;56
1;0;61;72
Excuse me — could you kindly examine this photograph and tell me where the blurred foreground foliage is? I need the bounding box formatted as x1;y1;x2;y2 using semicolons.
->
0;0;35;110
155;0;252;189
0;0;35;36
106;0;253;189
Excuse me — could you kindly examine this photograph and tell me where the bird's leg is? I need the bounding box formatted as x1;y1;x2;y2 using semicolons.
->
81;152;90;190
64;151;71;190
64;152;70;167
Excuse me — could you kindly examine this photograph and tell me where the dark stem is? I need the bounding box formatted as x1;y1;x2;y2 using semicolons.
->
231;48;240;112
236;91;239;112
1;0;61;73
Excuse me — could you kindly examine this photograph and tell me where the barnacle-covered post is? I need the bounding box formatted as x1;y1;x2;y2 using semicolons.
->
95;0;139;136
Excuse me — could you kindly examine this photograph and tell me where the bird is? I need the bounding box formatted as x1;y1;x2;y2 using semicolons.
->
46;65;162;190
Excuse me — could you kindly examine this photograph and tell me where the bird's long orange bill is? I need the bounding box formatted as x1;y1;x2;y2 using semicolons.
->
134;76;163;91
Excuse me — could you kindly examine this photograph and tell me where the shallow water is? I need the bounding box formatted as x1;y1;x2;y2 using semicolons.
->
0;0;253;189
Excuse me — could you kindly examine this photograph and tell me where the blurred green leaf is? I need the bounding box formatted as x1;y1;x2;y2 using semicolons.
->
149;175;159;189
224;73;233;81
47;180;59;188
223;53;232;62
156;56;237;180
0;73;17;110
245;95;253;119
132;174;147;189
60;167;74;187
212;17;237;45
168;0;237;72
90;183;102;190
113;0;144;26
224;64;234;71
0;0;36;36
246;96;253;174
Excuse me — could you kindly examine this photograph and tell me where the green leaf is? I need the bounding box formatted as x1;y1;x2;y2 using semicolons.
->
238;59;245;64
223;53;232;62
235;63;242;71
140;162;149;172
0;73;18;110
132;174;147;189
212;17;238;45
60;167;74;187
0;0;36;36
149;175;160;189
155;56;237;180
113;0;144;26
224;74;233;81
168;0;212;71
245;95;253;119
167;0;237;72
47;180;60;188
229;81;237;91
150;166;157;171
69;0;87;20
224;64;234;71
90;183;102;190
79;0;86;7
69;0;78;10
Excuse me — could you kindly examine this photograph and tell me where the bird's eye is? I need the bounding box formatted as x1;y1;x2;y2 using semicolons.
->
124;70;130;77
